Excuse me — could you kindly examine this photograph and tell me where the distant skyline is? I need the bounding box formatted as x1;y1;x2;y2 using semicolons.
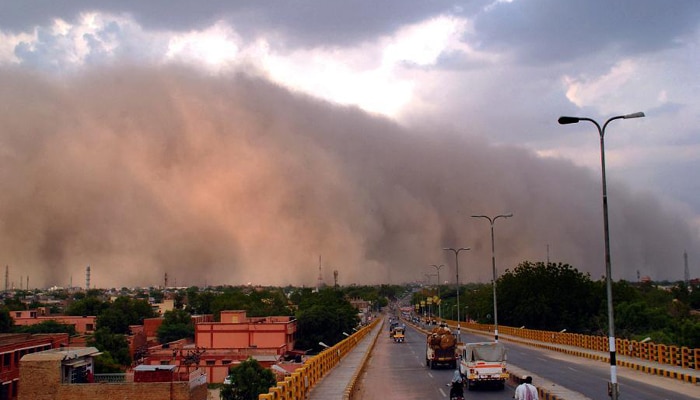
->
0;1;698;288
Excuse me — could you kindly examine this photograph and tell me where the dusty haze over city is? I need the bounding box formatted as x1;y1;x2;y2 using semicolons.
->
0;67;697;289
0;0;698;288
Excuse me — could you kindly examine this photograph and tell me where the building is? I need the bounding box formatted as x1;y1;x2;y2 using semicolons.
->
18;347;206;400
142;314;213;344
349;298;372;324
0;333;69;400
11;310;96;335
142;310;297;384
152;299;175;316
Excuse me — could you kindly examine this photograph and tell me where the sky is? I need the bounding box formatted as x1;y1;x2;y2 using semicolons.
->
0;0;699;289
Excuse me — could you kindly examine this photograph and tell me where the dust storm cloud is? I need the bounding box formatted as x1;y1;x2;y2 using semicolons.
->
0;66;696;288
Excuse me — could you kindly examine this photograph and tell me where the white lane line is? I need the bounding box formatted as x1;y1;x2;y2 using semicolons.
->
427;372;434;379
438;387;447;397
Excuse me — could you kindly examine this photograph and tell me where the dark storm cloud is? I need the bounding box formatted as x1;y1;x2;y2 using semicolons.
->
473;0;700;65
0;65;696;289
0;0;482;46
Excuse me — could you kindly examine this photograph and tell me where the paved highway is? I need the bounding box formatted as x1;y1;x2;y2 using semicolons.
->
460;329;699;400
355;320;514;399
356;316;699;399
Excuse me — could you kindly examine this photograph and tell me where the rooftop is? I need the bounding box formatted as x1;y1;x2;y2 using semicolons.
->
20;346;100;362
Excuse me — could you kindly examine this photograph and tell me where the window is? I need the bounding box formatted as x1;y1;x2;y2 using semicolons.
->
222;360;232;365
205;360;215;366
159;360;170;365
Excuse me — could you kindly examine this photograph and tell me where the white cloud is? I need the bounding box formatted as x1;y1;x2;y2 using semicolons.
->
563;59;638;111
382;15;467;67
240;15;472;118
165;21;240;68
0;30;33;64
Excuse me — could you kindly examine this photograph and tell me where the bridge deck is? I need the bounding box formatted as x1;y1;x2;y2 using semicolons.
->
307;321;382;400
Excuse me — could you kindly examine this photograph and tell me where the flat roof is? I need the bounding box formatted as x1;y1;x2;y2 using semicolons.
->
134;364;177;372
20;346;100;362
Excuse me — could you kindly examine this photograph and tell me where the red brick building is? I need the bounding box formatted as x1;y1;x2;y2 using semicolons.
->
0;333;69;400
142;310;297;384
11;310;96;335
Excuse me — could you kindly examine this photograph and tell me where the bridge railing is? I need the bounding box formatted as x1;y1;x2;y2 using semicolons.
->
448;320;698;372
258;318;380;400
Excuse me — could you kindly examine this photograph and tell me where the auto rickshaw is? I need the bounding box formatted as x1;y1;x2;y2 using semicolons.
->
392;326;405;343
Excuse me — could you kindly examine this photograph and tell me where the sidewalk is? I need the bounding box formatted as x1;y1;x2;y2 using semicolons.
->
307;321;382;400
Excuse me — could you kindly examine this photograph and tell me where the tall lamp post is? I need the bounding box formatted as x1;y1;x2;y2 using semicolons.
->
430;264;444;319
471;214;512;343
443;247;469;342
558;111;645;400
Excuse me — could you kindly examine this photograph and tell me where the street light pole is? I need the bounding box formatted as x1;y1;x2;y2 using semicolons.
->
558;111;645;400
430;264;444;319
471;213;512;343
443;247;469;342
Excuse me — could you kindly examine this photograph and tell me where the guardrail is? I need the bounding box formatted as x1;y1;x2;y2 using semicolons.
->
258;318;380;400
93;373;133;383
437;319;699;379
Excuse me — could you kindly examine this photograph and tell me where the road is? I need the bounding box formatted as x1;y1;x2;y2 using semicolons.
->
355;321;514;399
356;317;699;400
460;329;700;400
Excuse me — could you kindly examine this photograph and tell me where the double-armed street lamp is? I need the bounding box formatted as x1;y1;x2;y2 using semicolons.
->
558;111;645;400
471;214;512;343
442;247;469;342
430;264;444;318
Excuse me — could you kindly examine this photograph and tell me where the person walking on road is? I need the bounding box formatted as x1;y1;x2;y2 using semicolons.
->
514;375;538;400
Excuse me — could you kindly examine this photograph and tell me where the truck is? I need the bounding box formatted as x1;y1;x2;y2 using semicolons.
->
425;325;457;369
458;341;508;390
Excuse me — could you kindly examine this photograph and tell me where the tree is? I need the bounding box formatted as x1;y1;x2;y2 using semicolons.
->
3;296;26;312
92;352;124;373
65;296;107;316
689;283;700;309
185;287;216;315
157;309;194;343
89;327;131;368
294;288;359;352
97;296;155;334
220;357;276;400
0;307;13;333
497;261;599;332
13;320;76;336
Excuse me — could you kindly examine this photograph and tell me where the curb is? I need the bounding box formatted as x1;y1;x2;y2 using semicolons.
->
343;320;383;400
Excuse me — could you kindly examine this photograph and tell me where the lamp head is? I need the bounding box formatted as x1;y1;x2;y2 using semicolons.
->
623;112;645;119
558;116;580;125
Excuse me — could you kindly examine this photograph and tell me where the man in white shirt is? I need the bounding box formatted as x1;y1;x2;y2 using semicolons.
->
514;375;539;400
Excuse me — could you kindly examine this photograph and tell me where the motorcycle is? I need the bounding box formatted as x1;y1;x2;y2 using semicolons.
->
447;377;465;400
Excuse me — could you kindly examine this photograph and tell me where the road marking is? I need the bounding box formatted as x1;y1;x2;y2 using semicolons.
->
428;372;434;378
438;387;447;397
